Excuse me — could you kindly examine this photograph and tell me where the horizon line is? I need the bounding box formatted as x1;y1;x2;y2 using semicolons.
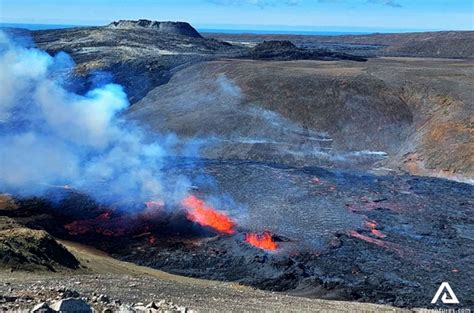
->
1;21;473;33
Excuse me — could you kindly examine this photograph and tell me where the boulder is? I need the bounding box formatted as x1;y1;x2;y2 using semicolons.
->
50;298;92;312
31;302;54;313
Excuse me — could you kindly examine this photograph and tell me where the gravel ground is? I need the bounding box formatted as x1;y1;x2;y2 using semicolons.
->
0;241;406;312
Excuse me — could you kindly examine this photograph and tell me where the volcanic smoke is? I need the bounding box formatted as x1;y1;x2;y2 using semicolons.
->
0;31;190;206
0;31;279;253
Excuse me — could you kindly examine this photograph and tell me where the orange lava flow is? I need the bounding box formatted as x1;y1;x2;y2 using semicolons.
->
245;232;278;251
348;230;404;255
182;195;235;234
365;220;387;238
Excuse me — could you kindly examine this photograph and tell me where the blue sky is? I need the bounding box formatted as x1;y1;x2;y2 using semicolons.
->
0;0;473;31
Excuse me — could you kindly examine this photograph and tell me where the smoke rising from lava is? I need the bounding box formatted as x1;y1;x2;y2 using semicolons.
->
0;31;190;206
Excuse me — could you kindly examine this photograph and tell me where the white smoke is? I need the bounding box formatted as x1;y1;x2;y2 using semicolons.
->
0;31;190;206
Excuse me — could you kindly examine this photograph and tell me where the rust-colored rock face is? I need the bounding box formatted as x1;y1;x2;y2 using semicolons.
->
128;58;473;181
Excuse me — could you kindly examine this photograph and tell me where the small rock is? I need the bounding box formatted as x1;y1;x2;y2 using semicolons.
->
176;306;187;313
63;289;80;298
329;237;342;249
145;302;158;309
97;294;109;303
133;305;146;312
50;298;92;312
118;304;137;313
157;300;166;306
30;302;54;313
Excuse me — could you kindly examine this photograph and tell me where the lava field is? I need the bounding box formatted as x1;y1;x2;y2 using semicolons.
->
8;159;473;309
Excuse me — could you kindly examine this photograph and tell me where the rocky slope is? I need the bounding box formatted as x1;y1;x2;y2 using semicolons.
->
0;223;79;272
0;196;79;272
29;21;244;103
127;57;473;180
0;260;405;313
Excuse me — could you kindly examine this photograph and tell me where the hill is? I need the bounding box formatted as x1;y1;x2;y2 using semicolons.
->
30;21;243;102
107;19;203;38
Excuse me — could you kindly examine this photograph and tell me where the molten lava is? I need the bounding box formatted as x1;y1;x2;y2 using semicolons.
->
348;230;404;255
64;211;127;237
182;195;235;234
245;231;278;251
365;220;387;238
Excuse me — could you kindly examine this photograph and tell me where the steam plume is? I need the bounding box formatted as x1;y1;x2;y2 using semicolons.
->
0;31;189;206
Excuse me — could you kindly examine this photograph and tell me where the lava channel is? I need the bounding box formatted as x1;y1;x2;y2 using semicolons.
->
182;195;236;234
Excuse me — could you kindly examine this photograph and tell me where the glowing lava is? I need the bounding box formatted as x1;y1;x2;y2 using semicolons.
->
63;211;126;237
245;231;278;251
365;220;386;238
182;195;235;234
348;230;405;256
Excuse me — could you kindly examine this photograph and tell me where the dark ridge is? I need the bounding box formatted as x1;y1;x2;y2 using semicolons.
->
107;19;203;38
254;40;298;50
246;40;367;62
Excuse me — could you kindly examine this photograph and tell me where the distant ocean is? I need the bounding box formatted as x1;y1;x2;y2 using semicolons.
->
198;28;371;35
0;23;80;30
0;23;374;35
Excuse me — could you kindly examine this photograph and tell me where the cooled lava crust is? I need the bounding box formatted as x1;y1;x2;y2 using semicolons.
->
5;159;473;309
